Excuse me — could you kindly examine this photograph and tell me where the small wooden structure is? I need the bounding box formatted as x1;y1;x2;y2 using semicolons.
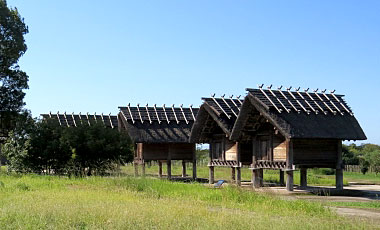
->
118;104;199;179
230;85;366;191
190;95;248;185
40;112;118;128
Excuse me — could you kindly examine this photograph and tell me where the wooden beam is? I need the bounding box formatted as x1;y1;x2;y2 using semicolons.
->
182;161;186;177
209;166;214;184
127;103;135;124
336;140;343;189
180;104;189;124
158;161;163;178
192;144;197;180
300;168;307;188
286;139;294;191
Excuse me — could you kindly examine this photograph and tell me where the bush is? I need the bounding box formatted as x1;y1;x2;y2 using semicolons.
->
2;117;133;175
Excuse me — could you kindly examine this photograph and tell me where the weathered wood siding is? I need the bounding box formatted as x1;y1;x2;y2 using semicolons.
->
141;143;194;161
225;141;237;161
273;135;286;160
292;139;339;166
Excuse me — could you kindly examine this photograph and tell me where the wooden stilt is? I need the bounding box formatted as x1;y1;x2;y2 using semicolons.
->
192;145;197;180
209;166;215;184
259;168;264;186
286;170;294;191
279;170;285;186
336;141;343;189
300;168;307;188
134;162;138;177
142;162;146;176
236;167;241;186
182;161;186;177
158;161;163;178
167;160;172;179
252;169;260;188
286;139;294;191
231;167;236;182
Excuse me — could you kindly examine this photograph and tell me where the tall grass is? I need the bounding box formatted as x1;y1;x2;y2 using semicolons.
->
0;173;375;229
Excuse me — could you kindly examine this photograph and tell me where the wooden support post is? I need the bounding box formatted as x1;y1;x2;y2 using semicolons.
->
279;170;285;186
167;160;172;179
231;167;236;182
300;168;307;188
158;161;163;178
182;161;186;177
192;144;197;180
236;167;241;186
336;141;344;189
252;169;260;188
236;142;241;186
209;166;215;184
286;139;294;191
134;162;138;177
259;168;264;186
141;162;146;176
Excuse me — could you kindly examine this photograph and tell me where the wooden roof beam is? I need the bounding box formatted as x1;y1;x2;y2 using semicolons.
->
162;104;170;124
295;88;317;114
79;112;83;125
172;104;179;124
145;104;152;124
86;112;91;126
153;104;161;124
189;105;196;121
71;113;77;127
330;90;353;116
180;104;189;124
304;89;327;115
108;113;114;128
211;93;231;119
127;103;135;124
93;112;98;123
277;86;299;113
322;89;343;115
258;84;282;113
229;95;240;111
287;87;309;113
313;89;336;115
56;111;62;126
236;95;243;105
221;95;238;117
267;85;290;113
136;104;144;123
63;112;69;127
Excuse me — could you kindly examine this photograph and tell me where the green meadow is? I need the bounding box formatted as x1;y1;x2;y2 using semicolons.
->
0;172;377;229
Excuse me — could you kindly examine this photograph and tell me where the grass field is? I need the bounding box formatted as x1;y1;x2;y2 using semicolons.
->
0;173;377;229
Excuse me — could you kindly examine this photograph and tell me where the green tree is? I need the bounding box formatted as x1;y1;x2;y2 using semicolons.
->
0;0;29;112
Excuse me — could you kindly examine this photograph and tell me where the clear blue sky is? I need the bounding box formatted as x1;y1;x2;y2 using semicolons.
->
7;0;380;144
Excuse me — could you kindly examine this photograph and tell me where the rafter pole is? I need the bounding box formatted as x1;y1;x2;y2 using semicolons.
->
172;104;179;124
313;89;336;115
229;95;240;111
63;112;69;127
100;113;105;125
189;105;196;121
153;104;161;124
145;104;152;124
162;104;170;124
56;112;62;126
221;95;238;117
136;104;144;123
258;85;282;113
295;88;317;114
236;95;243;105
86;112;91;126
108;113;114;128
79;112;83;125
304;89;327;115
211;94;231;118
71;113;77;127
330;91;353;116
94;112;98;123
287;87;309;113
267;86;290;113
180;104;189;124
49;111;52;118
127;103;135;124
277;86;299;112
322;90;343;115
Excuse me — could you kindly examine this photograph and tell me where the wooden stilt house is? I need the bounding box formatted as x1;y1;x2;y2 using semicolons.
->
118;104;199;179
190;95;249;185
230;85;366;191
40;112;118;128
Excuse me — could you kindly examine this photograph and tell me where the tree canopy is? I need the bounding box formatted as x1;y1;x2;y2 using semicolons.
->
0;0;29;112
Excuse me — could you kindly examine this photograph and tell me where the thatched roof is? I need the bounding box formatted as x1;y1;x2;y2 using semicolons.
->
190;96;243;143
230;86;366;140
118;104;199;143
40;112;118;129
